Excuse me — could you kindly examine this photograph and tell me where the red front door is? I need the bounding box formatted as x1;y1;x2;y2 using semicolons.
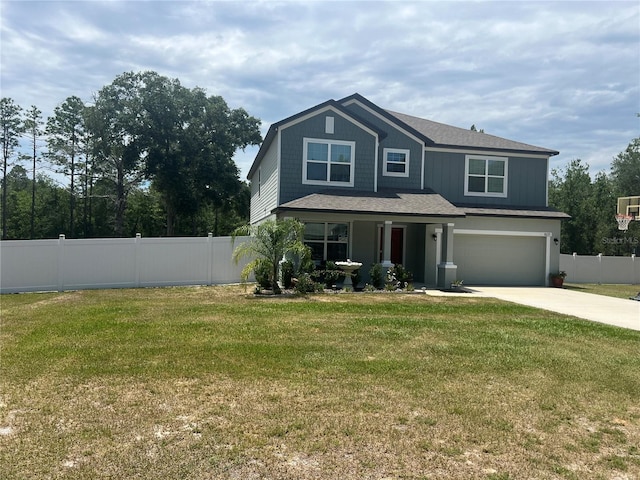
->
379;227;404;265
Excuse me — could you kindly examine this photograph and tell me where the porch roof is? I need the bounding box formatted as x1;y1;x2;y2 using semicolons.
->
458;204;571;219
276;189;466;217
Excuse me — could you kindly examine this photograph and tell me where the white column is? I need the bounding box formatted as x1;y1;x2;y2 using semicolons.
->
437;223;457;289
382;220;393;267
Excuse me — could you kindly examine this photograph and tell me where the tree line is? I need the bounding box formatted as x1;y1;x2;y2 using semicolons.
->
1;71;262;240
548;137;640;256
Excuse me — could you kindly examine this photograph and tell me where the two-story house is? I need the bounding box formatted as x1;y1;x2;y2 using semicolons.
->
247;94;569;287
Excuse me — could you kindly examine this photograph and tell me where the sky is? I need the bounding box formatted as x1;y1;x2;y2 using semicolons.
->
2;0;639;182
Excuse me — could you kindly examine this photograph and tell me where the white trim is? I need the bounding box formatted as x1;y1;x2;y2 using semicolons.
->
325;116;334;134
377;223;407;265
374;138;379;192
425;146;551;159
342;99;425;146
280;104;380;139
453;229;550;237
545;156;549;207
382;148;410;178
302;138;355;187
464;155;508;198
301;220;350;262
452;229;552;286
421;149;425;190
276;128;281;206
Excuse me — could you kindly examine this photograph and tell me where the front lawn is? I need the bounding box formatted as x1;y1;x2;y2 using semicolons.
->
565;283;640;300
1;286;639;479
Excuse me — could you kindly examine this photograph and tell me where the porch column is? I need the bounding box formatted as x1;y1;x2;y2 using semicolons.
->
381;220;393;268
437;222;458;289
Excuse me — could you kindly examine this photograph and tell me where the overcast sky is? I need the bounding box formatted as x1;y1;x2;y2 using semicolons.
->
2;0;639;181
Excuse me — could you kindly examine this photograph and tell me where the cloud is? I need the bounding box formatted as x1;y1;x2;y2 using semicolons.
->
1;0;638;181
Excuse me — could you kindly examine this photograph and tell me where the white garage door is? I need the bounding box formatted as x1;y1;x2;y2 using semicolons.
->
455;234;546;286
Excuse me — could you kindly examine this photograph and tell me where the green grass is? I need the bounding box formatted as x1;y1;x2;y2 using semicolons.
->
565;282;640;299
1;286;639;479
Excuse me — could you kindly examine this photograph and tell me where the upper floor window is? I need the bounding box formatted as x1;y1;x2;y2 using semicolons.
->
383;148;410;177
302;138;355;187
464;155;508;197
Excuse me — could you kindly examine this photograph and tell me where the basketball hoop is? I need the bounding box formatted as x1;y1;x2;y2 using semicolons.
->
616;214;634;231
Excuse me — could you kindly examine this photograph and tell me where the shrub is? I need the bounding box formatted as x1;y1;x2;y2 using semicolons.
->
281;260;294;289
254;261;273;290
369;263;384;289
295;273;322;294
387;264;413;289
324;261;343;286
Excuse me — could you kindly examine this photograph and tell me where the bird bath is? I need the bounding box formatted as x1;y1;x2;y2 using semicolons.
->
335;260;362;288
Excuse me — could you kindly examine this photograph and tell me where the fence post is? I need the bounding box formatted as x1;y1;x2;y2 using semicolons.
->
572;252;577;282
134;233;141;288
633;254;637;285
207;233;213;286
597;253;603;285
57;234;65;292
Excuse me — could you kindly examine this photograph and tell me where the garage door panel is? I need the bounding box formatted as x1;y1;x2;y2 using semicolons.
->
455;235;545;286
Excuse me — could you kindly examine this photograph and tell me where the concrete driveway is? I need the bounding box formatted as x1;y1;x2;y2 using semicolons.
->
470;287;640;332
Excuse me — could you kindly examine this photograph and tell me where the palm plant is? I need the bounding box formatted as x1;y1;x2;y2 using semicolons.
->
232;218;307;294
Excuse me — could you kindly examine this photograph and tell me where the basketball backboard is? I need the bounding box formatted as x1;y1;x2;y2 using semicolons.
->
616;196;639;230
617;196;640;218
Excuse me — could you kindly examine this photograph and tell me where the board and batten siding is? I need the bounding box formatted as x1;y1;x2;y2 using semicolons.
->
250;135;279;224
425;150;549;207
278;111;377;205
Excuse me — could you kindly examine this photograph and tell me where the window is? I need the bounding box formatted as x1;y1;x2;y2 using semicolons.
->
383;148;410;177
464;155;508;197
302;138;355;187
304;222;348;264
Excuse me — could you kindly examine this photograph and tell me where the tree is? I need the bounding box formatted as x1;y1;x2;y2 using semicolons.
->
137;72;261;235
46;96;87;237
22;105;43;238
86;72;147;236
549;159;595;254
232;218;308;294
611;137;640;197
1;97;24;239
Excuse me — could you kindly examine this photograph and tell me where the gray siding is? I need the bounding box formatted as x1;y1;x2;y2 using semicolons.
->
350;220;427;284
425;150;548;206
344;103;423;190
278;112;377;204
250;138;279;224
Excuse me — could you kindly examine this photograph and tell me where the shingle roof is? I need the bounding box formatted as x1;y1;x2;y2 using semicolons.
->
386;110;559;156
458;204;571;219
277;189;466;217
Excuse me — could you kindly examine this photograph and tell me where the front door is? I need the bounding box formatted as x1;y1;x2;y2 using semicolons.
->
379;227;404;265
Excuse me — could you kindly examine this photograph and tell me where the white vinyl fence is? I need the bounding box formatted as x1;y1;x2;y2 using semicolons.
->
0;234;253;294
560;253;640;284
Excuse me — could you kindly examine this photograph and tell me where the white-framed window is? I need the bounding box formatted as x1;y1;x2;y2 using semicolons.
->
303;222;349;264
383;148;410;177
302;138;355;187
464;155;508;197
